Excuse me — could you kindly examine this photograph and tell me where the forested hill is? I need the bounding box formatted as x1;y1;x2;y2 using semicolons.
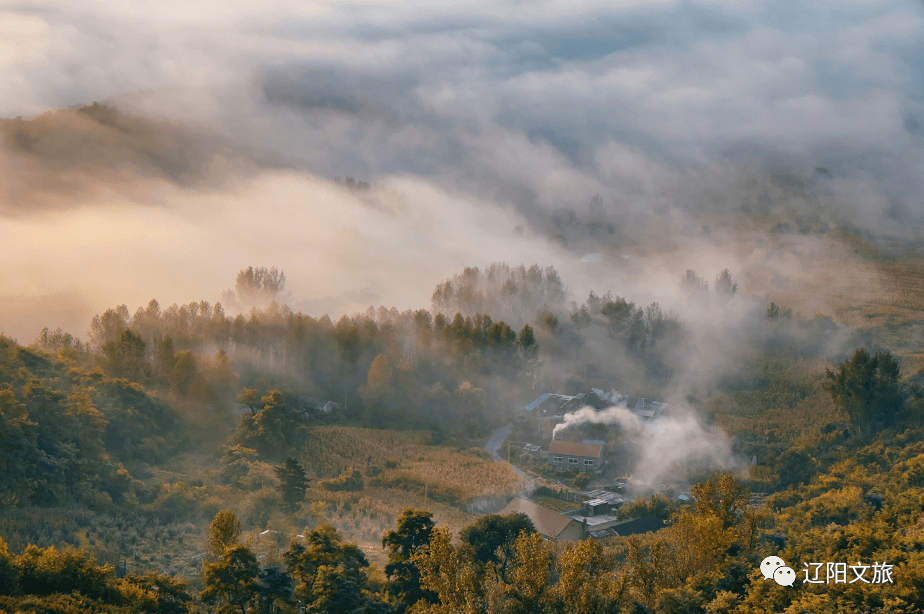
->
4;261;924;612
0;336;181;509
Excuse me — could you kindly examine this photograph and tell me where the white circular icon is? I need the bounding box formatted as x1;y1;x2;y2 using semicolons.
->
760;555;785;580
774;566;796;587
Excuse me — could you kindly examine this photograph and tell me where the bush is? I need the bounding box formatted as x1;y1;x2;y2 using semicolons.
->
14;545;113;599
572;473;591;489
318;468;364;492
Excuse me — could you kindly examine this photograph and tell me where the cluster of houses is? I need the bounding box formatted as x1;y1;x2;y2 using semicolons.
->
519;389;668;473
499;491;664;541
493;389;674;541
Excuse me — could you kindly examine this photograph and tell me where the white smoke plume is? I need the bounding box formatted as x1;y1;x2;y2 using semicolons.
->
551;398;740;485
552;403;637;440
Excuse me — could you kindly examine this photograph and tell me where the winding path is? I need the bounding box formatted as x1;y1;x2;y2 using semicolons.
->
485;422;527;479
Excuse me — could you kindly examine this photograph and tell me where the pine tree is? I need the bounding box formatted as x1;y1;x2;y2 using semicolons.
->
275;458;310;511
823;348;905;432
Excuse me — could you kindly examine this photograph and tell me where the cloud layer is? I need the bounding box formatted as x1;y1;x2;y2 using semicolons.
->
1;0;922;343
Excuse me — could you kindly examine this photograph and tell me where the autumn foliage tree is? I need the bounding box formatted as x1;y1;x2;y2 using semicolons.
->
201;543;260;614
208;510;243;561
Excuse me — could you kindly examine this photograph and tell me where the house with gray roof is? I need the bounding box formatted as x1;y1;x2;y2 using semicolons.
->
499;498;587;541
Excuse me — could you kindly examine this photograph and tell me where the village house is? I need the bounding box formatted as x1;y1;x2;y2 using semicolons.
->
501;496;665;541
548;439;603;472
628;398;668;419
499;498;587;541
561;490;665;538
521;390;610;415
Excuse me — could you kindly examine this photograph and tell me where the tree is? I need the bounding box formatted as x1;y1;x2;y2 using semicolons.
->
122;573;193;614
208;510;243;561
690;474;750;531
382;509;436;612
89;304;130;348
680;271;708;297
518;324;538;359
487;322;517;353
459;513;536;581
170;350;197;395
201;543;259;614
500;532;553;614
367;355;393;391
663;475;754;577
256;567;294;614
238;388;259;415
0;536;17;596
284;524;373;612
101;329;147;381
152;334;176;383
233;266;286;306
551;538;623;614
220;445;265;490
774;448;816;488
601;296;634;334
237;391;309;457
413;526;484;614
211;349;238;389
714;269;738;298
14;544;113;599
823;348;905;432
765;302;791;320
275;457;310;511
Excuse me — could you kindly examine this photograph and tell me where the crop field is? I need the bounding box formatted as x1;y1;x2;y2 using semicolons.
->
300;486;478;566
300;426;525;500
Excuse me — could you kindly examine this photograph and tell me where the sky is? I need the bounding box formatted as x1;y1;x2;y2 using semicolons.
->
1;0;923;343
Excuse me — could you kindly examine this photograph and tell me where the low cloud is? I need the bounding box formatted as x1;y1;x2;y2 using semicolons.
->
0;0;920;354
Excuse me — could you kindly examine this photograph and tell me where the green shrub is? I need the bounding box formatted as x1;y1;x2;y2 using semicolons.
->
318;468;364;492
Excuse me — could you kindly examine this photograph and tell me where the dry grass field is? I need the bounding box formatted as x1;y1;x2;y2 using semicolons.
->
300;426;525;499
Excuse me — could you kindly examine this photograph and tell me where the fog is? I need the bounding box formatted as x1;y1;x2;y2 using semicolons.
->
1;0;921;352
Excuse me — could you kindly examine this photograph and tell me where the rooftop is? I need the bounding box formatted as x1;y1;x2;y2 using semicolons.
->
499;498;578;539
563;511;621;527
549;440;603;458
611;516;665;536
583;490;627;504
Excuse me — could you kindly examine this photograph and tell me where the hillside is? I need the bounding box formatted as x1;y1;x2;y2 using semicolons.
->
0;245;923;611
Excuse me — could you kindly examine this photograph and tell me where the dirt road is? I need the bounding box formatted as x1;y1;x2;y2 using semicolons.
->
485;422;527;478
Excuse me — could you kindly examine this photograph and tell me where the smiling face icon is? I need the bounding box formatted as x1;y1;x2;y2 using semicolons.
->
774;566;796;587
760;556;785;580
